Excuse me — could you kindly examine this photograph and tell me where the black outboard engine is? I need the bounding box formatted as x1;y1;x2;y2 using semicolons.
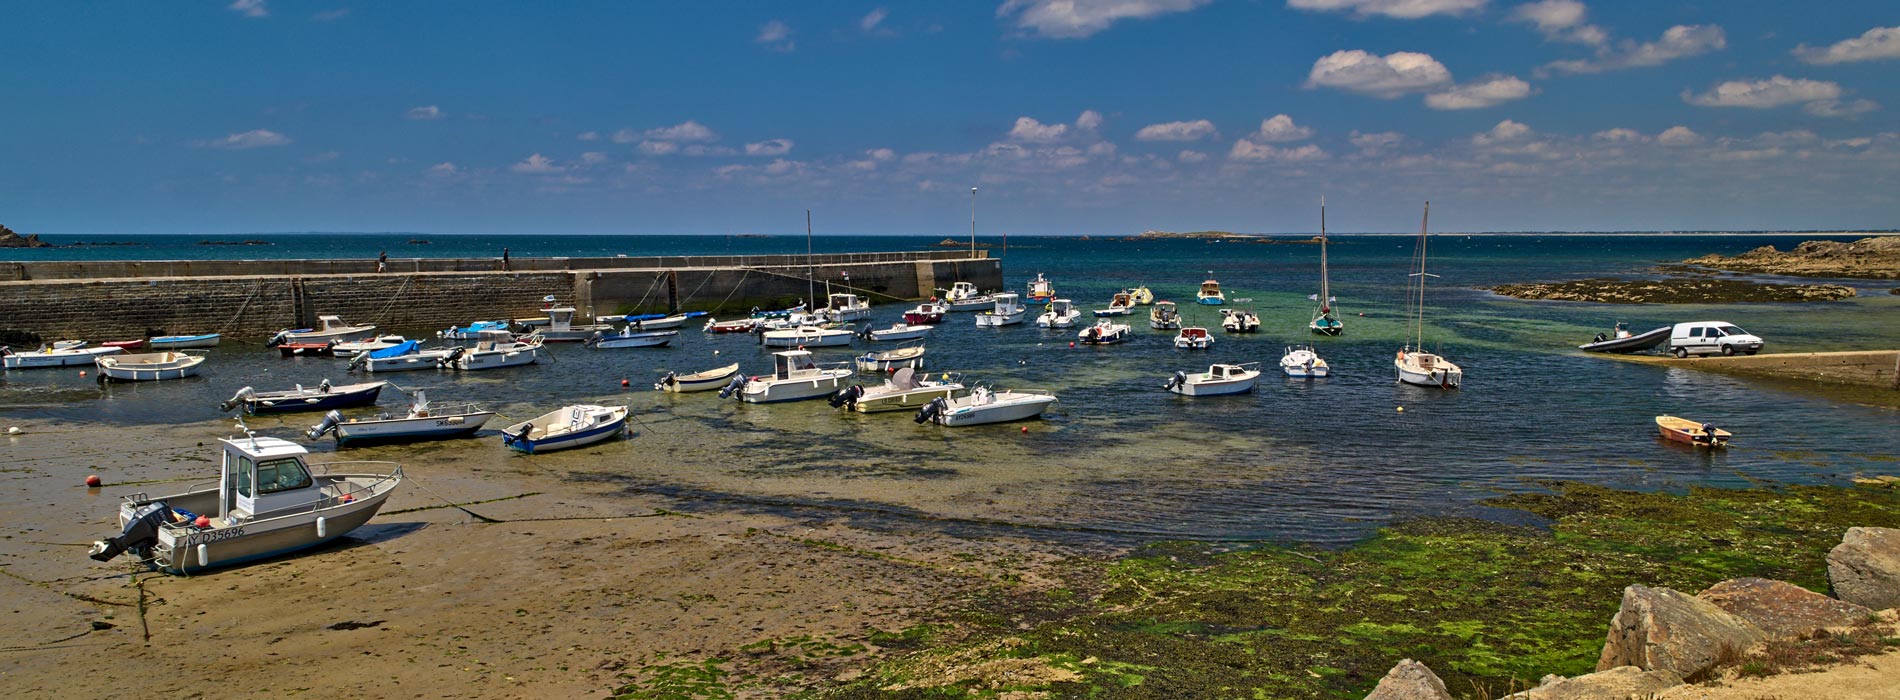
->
718;374;748;399
265;330;290;348
1164;371;1186;391
318;378;332;393
217;386;255;413
915;396;947;424
88;502;176;563
438;346;467;367
829;384;865;409
306;410;344;441
654;371;678;391
348;352;370;372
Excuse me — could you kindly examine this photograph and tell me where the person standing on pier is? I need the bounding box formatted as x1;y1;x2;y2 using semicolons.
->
502;247;510;271
377;251;387;272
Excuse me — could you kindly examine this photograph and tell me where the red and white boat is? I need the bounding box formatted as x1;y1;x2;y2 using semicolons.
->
903;300;948;325
703;317;760;334
99;339;148;350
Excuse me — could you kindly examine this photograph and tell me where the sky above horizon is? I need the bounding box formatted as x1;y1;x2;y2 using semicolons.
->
3;1;1898;236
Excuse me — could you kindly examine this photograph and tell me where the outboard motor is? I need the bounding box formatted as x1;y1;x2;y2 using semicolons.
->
88;502;176;563
306;410;344;441
654;371;678;391
718;374;748;399
915;396;947;424
438;346;467;367
265;330;290;348
1164;371;1186;391
857;325;874;341
828;384;865;409
218;386;256;413
347;351;370;372
317;378;332;393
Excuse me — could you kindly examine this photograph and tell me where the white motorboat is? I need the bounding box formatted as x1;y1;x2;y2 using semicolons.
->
863;323;933;342
1220;309;1261;333
306;390;494;445
1165;363;1262;396
95;351;206;382
148;333;222;350
723;350;853;403
942;282;994;312
330;334;408;357
1026;273;1056;303
266;315;377;347
587;329;679;349
656;363;742;392
704;317;761;334
1280;345;1331;378
829;368;965;413
599;311;709;330
820;293;873;322
1077;320;1131;345
3;344;122;369
501;404;630;453
219;380;386;414
88;431;401;574
856;344;926;372
1174;327;1214;350
1396;202;1463;389
761;325;856;348
350;340;456;373
915;386;1057;426
439;321;511;340
536;307;615;342
1036;299;1081;328
442;331;542;370
975;293;1027;327
1197;275;1226;305
1093;291;1135;317
1149;301;1181;330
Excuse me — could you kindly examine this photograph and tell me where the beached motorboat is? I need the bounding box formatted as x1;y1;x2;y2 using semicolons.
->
942;282;994;311
761;325;856;348
351;340;457;373
306;390;495;446
1280;345;1331;378
501;404;630;453
829;368;965;413
1149;301;1181;330
1094;291;1135;317
330;334;408;358
1579;323;1671;354
1174;327;1213;350
1026;273;1056;303
99;339;147;350
1036;299;1081;328
1311;198;1343;336
149;333;222;350
903;301;948;325
536;307;615;342
220;380;386;414
915;386;1057;426
656;363;742;392
587;329;679;349
704;317;761;334
277;342;337;357
1220;309;1260;333
1078;320;1131;345
975;293;1027;327
1165;363;1261;396
1655;415;1732;448
442;331;542;370
96;351;206;382
439;321;511;341
820;293;873;323
856;344;927;372
1197;275;1226;305
601;311;708;330
863;323;933;342
1129;286;1154;305
266;315;377;347
3;344;122;369
87;432;401;574
723;350;853;403
1396;203;1463;389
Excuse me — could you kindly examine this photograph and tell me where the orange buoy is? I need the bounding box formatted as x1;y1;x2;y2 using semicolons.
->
85;475;102;487
621;379;630;387
1020;426;1028;434
79;370;87;377
193;515;211;528
1069;342;1075;348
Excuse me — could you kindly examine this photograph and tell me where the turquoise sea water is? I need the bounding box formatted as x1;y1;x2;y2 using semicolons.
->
6;234;1897;545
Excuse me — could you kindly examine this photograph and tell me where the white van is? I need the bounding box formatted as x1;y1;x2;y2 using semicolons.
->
1668;321;1764;358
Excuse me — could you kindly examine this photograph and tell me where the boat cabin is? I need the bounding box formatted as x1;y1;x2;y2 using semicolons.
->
1180;327;1209;340
991;293;1020;311
1111;292;1133;308
827;293;865;311
1028;274;1054;295
218;436;324;524
772;350;821;380
1199;280;1222;296
314;315;354;332
1207;364;1248;380
545;307;578;332
473;329;519;351
1049;299;1072;315
949;282;978;298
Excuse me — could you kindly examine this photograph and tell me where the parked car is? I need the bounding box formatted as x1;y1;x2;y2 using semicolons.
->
1668;321;1764;358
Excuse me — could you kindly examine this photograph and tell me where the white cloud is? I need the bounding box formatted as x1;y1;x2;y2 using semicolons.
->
577;131;600;141
1543;24;1725;75
1229;140;1327;163
580;151;609;165
427;162;459;175
1471;119;1532;146
1008;116;1069;142
1683;75;1841;108
1253;114;1315;142
846;148;898;170
196;129;291;149
1075;110;1104;131
997;0;1211;39
757;20;794;52
1350;130;1404;154
1657;126;1700;146
860;8;889;32
1306;50;1452;98
1135;119;1217;141
682;144;738;157
744;138;795;156
228;0;267;18
1794;26;1900;65
637;140;679;155
1593;128;1644;143
1509;0;1606;46
1177;150;1209;163
1425;75;1533;110
642;120;719;143
1804;99;1880;119
405;105;443;120
1286;0;1485;19
510;154;562;174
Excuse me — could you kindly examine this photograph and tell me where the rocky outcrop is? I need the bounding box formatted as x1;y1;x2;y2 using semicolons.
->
1498;666;1683;700
1698;577;1875;638
1684;236;1900;280
1597;584;1767;679
1489;278;1856;304
1828;527;1900;610
1363;659;1452;700
0;224;53;248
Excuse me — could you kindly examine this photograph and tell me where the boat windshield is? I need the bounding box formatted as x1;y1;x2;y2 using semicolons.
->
256;458;313;494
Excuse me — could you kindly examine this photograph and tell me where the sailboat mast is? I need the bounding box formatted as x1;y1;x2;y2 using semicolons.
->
806;209;815;309
1319;196;1329;307
1415;202;1431;349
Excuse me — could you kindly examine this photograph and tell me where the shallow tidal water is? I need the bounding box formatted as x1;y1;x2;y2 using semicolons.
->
5;234;1898;546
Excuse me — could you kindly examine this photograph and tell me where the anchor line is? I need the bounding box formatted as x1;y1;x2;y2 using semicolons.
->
213;279;266;341
369;274;417;325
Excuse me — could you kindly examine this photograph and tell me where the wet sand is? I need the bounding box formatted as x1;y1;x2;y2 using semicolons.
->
0;417;1074;699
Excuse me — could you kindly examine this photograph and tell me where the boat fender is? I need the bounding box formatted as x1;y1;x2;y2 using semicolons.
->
197;544;209;569
915;396;946;424
316;516;326;539
718;374;748;399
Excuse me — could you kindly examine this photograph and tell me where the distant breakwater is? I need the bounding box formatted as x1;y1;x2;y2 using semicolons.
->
0;251;999;341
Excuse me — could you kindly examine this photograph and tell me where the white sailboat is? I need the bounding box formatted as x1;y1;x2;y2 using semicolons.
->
1311;197;1343;336
1395;202;1463;389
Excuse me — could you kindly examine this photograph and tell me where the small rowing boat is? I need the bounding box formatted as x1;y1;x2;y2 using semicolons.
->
149;333;222;350
96;351;206;382
220;380;386;414
656;363;742;392
501;404;630;453
1656;415;1731;448
307;390;495;445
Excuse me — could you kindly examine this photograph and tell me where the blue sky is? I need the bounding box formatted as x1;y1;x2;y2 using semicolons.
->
3;1;1897;235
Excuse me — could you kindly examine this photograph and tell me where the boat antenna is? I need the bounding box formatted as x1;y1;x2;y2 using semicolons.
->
806;209;815;311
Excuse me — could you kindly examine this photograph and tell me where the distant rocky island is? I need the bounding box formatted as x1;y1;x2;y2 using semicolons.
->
1682;236;1900;279
933;238;993;248
1491;278;1857;304
0;224;53;248
197;239;273;246
1126;230;1321;244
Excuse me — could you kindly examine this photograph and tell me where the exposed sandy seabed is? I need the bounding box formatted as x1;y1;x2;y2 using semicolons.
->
0;417;1070;699
1656;649;1900;700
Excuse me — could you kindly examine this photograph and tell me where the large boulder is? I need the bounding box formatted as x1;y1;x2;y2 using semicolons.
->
1497;666;1683;700
1596;584;1767;678
1828;527;1900;610
1699;577;1874;637
1364;659;1452;700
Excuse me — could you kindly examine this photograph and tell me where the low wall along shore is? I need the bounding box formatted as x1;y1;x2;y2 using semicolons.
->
0;251;1001;341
